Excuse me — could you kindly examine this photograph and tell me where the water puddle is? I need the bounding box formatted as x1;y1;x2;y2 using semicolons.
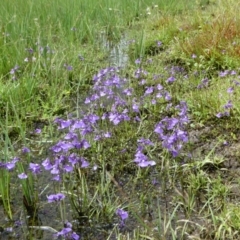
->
99;33;129;68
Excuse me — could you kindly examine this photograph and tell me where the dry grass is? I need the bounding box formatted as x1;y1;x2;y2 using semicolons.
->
173;0;240;67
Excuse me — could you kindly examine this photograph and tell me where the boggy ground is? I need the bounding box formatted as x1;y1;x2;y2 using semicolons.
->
2;1;240;240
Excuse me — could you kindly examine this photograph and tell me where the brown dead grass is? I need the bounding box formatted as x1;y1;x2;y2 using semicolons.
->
175;1;240;62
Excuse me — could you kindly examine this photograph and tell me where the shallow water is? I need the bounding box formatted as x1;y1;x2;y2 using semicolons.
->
100;33;129;68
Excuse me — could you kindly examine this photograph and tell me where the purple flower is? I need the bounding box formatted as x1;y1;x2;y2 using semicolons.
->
5;162;16;170
233;80;240;86
63;164;73;172
29;163;41;174
116;208;128;220
123;88;133;96
116;208;128;227
134;150;156;167
135;58;141;64
144;86;154;96
35;128;41;134
51;141;74;153
191;54;197;59
64;64;73;71
219;70;229;77
224;100;233;109
22;147;30;154
56;119;72;130
157;41;162;47
166;76;176;84
51;166;60;175
54;221;80;240
18;173;28;179
42;158;53;170
216;112;223;118
81;158;89;168
10;65;20;75
156;84;163;90
164;92;172;101
47;193;65;203
52;175;61;181
197;78;209;89
227;87;234;94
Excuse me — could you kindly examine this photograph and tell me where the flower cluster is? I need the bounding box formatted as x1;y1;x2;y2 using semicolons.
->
85;67;131;126
47;193;65;203
54;221;80;240
133;138;156;167
154;101;189;157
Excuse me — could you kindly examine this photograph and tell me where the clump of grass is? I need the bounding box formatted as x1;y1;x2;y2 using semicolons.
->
174;0;240;70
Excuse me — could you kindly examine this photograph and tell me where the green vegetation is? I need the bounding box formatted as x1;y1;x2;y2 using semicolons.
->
1;0;240;239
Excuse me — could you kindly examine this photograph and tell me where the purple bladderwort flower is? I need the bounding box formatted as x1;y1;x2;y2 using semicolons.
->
216;112;223;118
151;99;156;104
197;78;209;89
52;175;61;181
103;132;111;138
227;87;234;94
134;68;148;79
35;128;41;134
134;150;156;167
116;208;128;227
139;79;146;85
219;70;229;77
63;164;73;173
10;65;20;75
5;162;16;170
42;158;53;171
64;64;73;71
216;99;233;118
55;119;72;130
50;166;60;175
29;163;41;174
144;86;154;96
233;80;240;86
164;91;172;101
224;100;233;109
18;172;28;179
47;193;65;203
5;157;19;171
132;102;140;112
191;53;197;59
22;147;30;154
157;41;162;47
81;158;89;168
166;76;176;84
122;88;133;96
135;58;141;64
51;141;74;153
54;221;80;240
26;47;34;54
